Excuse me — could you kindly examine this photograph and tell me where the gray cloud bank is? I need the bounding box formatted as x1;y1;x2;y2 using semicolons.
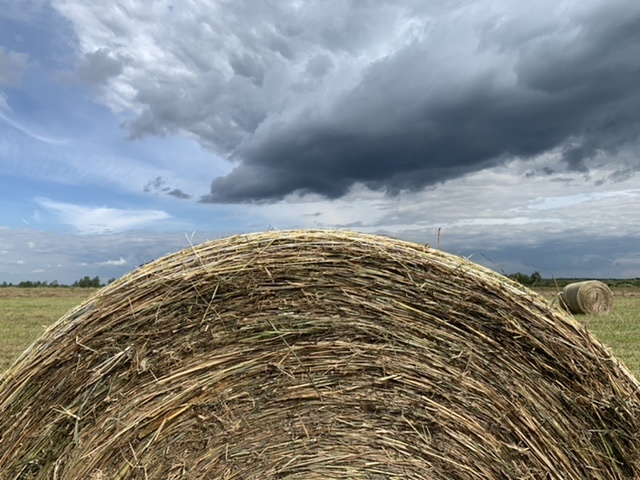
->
76;47;125;85
53;0;640;202
2;219;638;283
0;228;208;284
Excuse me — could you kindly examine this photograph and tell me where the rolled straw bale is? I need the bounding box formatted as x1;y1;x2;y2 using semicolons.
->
1;230;639;479
561;280;614;315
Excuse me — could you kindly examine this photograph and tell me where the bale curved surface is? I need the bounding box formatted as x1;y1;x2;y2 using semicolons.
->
561;280;614;316
1;230;639;479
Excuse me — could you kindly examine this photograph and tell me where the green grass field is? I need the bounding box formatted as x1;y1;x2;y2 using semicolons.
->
1;287;639;377
0;288;95;372
537;287;640;377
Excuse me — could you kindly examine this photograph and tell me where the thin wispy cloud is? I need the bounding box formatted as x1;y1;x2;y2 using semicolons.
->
528;190;640;211
35;198;170;234
0;91;9;110
0;111;69;146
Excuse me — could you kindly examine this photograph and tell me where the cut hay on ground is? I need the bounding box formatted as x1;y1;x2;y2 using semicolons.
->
0;230;639;479
561;280;615;315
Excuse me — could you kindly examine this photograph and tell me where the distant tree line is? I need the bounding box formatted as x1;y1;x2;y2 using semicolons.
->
507;272;640;288
0;276;117;288
508;271;543;287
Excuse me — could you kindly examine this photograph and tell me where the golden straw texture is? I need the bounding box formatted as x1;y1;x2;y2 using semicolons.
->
0;230;638;479
561;281;615;315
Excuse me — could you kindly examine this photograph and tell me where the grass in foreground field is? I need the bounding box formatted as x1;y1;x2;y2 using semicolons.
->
577;292;640;377
534;287;640;377
0;287;639;378
0;288;94;372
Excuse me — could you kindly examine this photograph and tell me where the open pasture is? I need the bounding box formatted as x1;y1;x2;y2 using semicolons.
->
1;286;639;377
0;288;95;372
537;286;640;377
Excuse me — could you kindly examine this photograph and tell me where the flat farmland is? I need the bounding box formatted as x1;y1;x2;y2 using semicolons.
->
536;286;640;377
0;288;95;372
1;286;639;377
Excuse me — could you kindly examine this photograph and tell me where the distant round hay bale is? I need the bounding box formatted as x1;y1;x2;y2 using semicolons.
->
561;280;614;315
1;230;639;479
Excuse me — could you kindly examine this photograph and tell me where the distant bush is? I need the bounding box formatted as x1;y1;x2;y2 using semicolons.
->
507;271;542;287
71;276;102;288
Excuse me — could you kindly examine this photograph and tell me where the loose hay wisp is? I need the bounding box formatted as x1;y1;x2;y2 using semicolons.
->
560;280;615;315
0;230;639;479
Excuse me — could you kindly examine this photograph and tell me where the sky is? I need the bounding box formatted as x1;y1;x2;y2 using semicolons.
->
1;0;639;284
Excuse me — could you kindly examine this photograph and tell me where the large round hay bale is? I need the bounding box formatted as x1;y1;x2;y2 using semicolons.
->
1;230;639;479
561;280;614;315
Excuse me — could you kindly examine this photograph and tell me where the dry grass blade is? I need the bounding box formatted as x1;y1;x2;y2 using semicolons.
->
0;229;638;479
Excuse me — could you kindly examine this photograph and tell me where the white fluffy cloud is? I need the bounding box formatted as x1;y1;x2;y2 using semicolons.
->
96;257;127;266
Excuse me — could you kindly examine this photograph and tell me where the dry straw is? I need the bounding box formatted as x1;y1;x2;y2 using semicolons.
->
560;280;615;316
0;230;639;479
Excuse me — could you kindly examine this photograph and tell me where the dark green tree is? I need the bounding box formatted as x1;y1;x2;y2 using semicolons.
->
72;276;102;288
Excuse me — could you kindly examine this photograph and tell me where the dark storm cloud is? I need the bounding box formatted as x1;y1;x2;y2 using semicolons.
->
144;176;192;199
229;52;265;87
52;0;640;203
167;188;191;199
305;55;333;78
202;1;640;202
143;176;168;193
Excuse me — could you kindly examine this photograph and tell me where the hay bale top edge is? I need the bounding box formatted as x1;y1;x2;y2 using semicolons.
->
1;229;639;479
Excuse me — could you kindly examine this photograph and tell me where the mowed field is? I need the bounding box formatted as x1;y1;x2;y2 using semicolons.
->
0;288;96;372
1;286;639;377
536;286;640;377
